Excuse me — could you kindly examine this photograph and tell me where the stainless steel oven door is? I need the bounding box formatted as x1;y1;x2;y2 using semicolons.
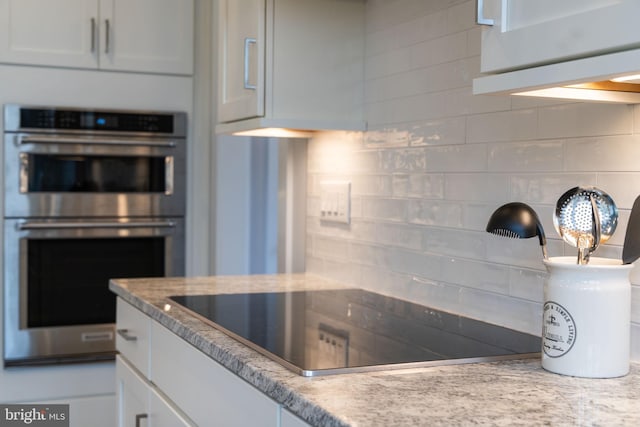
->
3;132;185;218
3;217;185;366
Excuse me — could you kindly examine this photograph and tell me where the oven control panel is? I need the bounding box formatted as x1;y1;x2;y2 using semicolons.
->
3;104;186;136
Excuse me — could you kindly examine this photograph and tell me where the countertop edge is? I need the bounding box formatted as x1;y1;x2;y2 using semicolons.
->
110;281;350;427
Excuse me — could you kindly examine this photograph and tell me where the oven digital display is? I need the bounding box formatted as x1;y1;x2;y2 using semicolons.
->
82;114;119;129
19;108;174;133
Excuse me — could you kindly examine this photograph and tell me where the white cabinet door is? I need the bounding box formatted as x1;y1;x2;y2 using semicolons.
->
281;409;312;427
217;0;265;123
116;356;194;427
116;298;151;378
0;0;98;68
0;0;193;74
480;0;640;73
116;356;148;427
150;321;279;427
148;387;194;427
99;0;194;75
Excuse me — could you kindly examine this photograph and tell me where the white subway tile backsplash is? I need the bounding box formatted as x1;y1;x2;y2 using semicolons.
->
441;257;509;294
413;173;446;198
423;228;486;259
362;198;408;222
411;32;468;69
509;174;596;204
424;144;487;172
488;140;564;172
405;275;464;315
376;222;423;250
313;236;350;261
444;174;509;202
598;173;640;208
408;117;467;146
348;241;392;267
378;148;427;172
365;47;412;81
392;173;445;199
458;287;542;335
408;199;463;227
565;135;640;172
350;174;393;197
390;248;442;279
538;103;633;139
508;268;545;302
467;109;538;144
365;127;410;148
485;234;546;270
446;88;511;117
445;1;477;33
465;27;481;57
308;0;640;359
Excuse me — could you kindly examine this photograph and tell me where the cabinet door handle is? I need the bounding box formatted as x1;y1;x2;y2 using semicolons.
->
243;37;257;90
116;329;138;341
90;18;96;52
476;0;494;26
105;19;111;54
135;414;148;427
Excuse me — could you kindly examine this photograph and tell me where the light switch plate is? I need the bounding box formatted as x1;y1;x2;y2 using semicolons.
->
319;181;350;224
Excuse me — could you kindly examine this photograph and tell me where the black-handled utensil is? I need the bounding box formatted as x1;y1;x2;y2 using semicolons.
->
486;202;548;260
622;195;640;264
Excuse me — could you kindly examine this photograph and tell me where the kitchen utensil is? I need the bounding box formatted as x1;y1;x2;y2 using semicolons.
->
486;202;548;260
622;195;640;264
553;186;618;264
586;194;601;263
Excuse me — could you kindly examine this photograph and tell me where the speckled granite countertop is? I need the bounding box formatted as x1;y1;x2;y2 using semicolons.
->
109;274;640;427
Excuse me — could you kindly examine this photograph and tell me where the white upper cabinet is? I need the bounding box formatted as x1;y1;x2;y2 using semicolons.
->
0;0;98;68
0;0;194;75
217;0;265;123
478;0;640;73
216;0;365;135
474;0;640;102
99;0;194;75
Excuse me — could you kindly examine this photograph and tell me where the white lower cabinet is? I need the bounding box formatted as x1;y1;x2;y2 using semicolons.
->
116;356;193;427
115;297;311;427
281;409;311;427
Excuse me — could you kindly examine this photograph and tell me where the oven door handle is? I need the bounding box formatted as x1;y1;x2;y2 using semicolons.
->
16;220;177;230
18;135;177;148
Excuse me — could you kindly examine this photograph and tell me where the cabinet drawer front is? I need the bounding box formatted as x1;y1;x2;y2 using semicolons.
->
115;356;149;427
150;322;279;427
116;298;151;378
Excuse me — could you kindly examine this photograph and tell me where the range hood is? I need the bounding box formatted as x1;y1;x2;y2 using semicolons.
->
473;47;640;104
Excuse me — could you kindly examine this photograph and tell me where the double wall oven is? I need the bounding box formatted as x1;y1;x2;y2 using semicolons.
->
3;104;186;366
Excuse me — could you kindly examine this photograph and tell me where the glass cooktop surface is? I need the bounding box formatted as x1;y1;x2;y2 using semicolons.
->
169;289;540;376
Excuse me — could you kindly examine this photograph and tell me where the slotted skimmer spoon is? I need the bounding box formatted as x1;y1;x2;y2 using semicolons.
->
553;186;618;264
486;202;548;260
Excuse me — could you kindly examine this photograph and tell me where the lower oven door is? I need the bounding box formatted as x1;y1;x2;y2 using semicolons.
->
3;217;185;366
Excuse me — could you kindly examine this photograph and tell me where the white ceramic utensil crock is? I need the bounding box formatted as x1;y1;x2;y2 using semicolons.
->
542;256;631;378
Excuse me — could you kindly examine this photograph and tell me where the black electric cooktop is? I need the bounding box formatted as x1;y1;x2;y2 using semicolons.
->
169;289;540;376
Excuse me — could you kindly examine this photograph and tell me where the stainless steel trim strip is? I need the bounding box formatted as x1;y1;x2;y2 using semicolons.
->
16;220;177;230
19;135;177;148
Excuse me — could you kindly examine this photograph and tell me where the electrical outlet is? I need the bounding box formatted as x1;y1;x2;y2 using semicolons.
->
320;181;350;224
